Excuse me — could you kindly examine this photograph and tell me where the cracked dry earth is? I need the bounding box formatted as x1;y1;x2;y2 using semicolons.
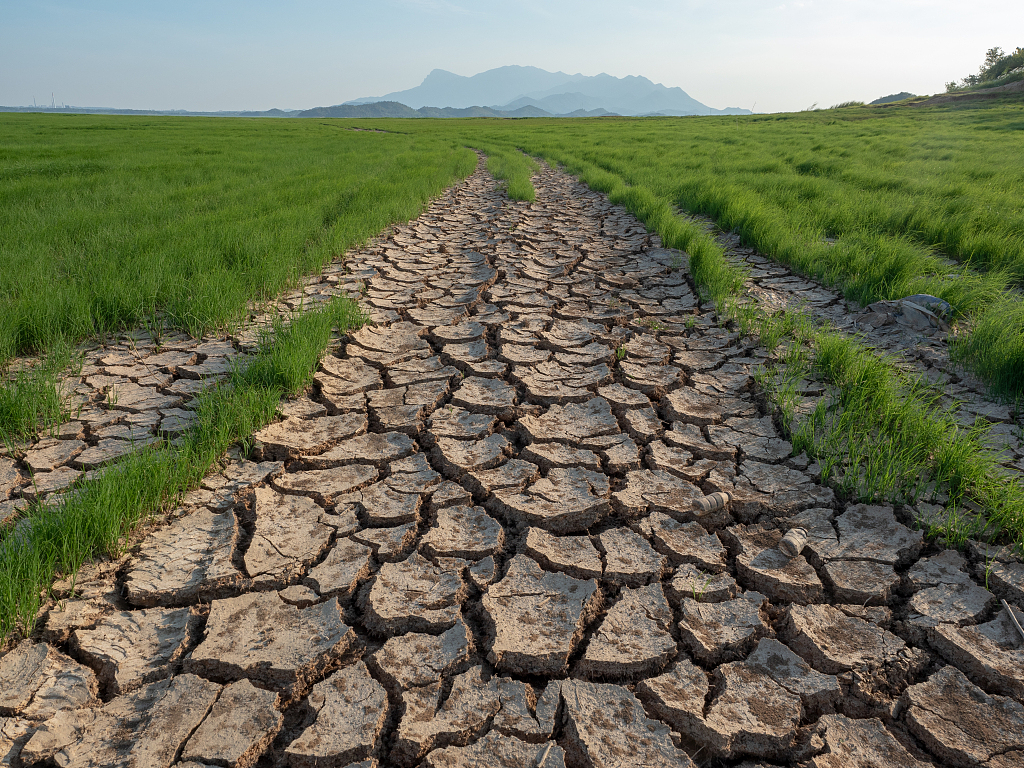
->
3;159;1024;768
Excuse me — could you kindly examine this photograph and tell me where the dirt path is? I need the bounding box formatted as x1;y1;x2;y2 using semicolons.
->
2;159;1024;767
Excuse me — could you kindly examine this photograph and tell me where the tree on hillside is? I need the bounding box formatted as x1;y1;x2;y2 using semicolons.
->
946;45;1024;92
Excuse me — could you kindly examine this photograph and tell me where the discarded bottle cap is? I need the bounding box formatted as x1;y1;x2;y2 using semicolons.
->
694;491;732;513
779;527;809;558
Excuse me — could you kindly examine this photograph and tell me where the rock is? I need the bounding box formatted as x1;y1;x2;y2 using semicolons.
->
723;524;824;604
908;549;972;588
181;679;282;768
423;732;566;768
514;360;612;404
822;559;899;605
302;432;415;469
72;437;159;469
426;405;497;444
611;469;710;525
463;459;539;498
831;503;923;565
369;618;474;691
482;554;601;676
277;396;327;420
783;603;917;675
24;439;85;472
580;433;641;473
351;523;418;562
598;382;654;414
0;642;97;720
985;561;1024;604
577;583;676;679
284;662;388;768
560;680;695;768
0;717;33;766
304;537;373;600
393;666;500;766
928;609;1024;701
802;714;931;768
518;398;618;443
386;356;460;387
26;675;221;768
431;480;473;511
619;361;682;394
636;512;727;572
678;591;770;664
40;599;113;644
73;607;197;696
693;662;802;760
185;593;355;698
524;528;603;580
901;665;1024;768
491;467;610;534
451;376;518;419
661;387;723;426
420;505;505;560
254;413;367;460
644;440;694;479
705;460;833;522
271;464;378;505
124;508;244;607
635;659;708;735
902;581;995;643
664;421;736;462
279;585;319;607
109;383;183;413
363;553;468;635
431;434;511;477
492;678;549;741
518;441;602;472
745;638;840;716
597;527;667;587
244;487;336;588
667;563;739;603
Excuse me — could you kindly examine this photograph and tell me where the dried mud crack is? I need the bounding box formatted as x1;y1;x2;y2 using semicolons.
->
2;156;1024;768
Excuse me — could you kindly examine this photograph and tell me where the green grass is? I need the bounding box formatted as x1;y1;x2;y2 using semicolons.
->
0;341;82;445
0;297;365;639
0;114;476;365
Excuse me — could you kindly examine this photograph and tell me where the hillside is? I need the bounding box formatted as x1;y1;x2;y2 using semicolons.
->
346;65;750;116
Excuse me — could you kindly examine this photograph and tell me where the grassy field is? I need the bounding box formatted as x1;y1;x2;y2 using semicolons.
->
0;114;476;365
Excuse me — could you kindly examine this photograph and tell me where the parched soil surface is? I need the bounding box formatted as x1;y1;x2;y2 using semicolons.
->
2;159;1024;768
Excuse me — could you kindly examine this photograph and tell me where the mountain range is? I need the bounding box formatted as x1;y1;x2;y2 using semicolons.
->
341;65;751;117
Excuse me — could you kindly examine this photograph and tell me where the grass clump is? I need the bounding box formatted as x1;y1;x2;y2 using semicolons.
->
0;297;365;639
0;341;82;445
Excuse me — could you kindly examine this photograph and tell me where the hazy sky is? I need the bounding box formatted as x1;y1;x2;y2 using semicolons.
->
1;0;1018;114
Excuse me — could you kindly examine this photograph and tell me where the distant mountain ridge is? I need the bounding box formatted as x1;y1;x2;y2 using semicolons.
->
345;65;751;117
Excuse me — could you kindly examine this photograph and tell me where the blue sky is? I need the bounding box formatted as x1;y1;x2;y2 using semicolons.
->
1;0;1018;113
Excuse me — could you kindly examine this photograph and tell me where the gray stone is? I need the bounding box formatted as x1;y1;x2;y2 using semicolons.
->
73;607;197;696
284;662;387;768
125;508;243;607
304;537;373;599
822;559;899;605
254;413;367;460
745;638;841;716
903;581;995;641
598;527;667;587
244;487;335;588
560;680;695;768
518;398;618;443
783;604;921;676
908;549;972;588
831;503;923;565
524;528;603;580
369;618;473;691
724;523;824;604
0;642;97;720
363;553;467;635
185;593;355;698
432;434;511;477
928;609;1024;701
421;505;505;560
577;583;676;679
902;665;1024;768
182;679;282;768
483;555;601;676
693;662;802;760
302;432;415;469
451;376;518;419
667;563;739;603
393;666;500;766
636;512;727;571
518;441;602;472
423;732;566;768
272;464;378;505
491;467;610;534
802;714;931;768
678;591;770;664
